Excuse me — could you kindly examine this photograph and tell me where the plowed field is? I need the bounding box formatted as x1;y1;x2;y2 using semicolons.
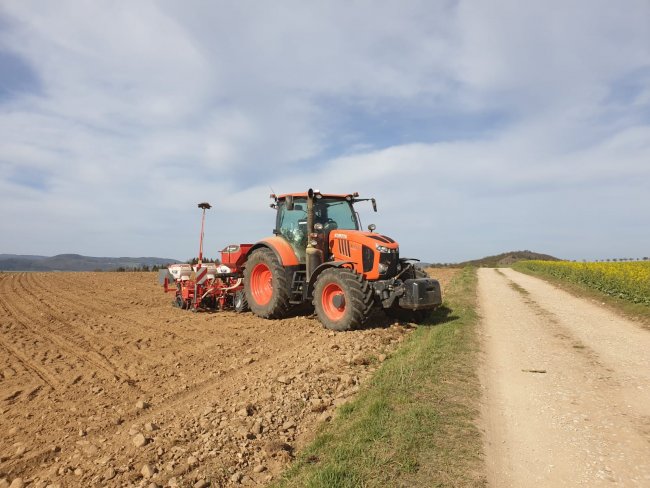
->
0;270;454;487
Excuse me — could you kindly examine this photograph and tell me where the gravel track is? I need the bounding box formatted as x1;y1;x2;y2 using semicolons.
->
479;268;650;487
0;271;458;487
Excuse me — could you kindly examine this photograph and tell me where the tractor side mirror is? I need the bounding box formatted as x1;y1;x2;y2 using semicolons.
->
286;195;294;211
368;224;376;232
371;198;377;212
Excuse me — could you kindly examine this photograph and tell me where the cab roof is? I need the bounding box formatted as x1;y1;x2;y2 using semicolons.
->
272;192;358;200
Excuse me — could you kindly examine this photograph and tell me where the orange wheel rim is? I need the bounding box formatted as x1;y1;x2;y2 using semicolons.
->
251;263;273;305
322;283;345;321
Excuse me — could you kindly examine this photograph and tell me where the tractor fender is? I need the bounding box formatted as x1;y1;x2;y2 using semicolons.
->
307;261;354;296
245;237;300;267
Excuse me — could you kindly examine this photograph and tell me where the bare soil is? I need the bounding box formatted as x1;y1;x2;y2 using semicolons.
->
0;270;454;487
479;268;650;487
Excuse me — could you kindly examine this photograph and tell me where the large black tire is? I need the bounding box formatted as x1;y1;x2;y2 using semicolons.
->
313;268;374;331
243;248;291;319
234;290;249;313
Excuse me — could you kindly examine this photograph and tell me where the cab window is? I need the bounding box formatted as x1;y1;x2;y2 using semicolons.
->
277;199;307;261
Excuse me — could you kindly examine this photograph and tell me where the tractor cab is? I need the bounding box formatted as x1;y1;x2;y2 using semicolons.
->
273;193;361;262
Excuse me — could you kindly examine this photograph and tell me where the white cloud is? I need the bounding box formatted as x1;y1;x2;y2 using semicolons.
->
0;1;649;261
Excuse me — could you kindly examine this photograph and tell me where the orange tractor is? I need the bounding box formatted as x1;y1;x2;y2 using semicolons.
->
241;189;442;330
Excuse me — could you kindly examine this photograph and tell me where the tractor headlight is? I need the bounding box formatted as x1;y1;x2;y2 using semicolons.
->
375;244;391;253
378;263;389;274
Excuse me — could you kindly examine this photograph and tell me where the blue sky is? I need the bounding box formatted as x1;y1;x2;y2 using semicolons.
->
1;1;649;262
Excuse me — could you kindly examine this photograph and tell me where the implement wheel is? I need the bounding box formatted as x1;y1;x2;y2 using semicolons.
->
313;268;374;331
174;295;186;309
244;248;291;318
234;290;249;313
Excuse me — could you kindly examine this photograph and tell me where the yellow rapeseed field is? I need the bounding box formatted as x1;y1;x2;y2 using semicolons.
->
515;260;650;305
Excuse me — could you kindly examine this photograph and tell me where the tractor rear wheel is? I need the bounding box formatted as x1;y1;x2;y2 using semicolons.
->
313;268;374;331
244;248;291;318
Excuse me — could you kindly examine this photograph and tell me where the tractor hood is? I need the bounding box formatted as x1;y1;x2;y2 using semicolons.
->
328;229;399;280
330;229;399;251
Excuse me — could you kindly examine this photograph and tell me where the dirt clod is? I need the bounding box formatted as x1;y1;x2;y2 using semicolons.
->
132;433;147;448
141;463;155;478
281;420;296;431
103;467;116;480
263;440;293;456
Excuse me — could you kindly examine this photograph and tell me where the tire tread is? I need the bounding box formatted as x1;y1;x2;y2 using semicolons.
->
313;268;374;330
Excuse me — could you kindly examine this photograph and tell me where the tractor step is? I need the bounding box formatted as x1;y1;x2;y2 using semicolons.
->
289;271;307;303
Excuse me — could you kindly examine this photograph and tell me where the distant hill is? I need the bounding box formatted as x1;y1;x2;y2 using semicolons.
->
0;254;180;271
458;250;560;268
425;251;560;268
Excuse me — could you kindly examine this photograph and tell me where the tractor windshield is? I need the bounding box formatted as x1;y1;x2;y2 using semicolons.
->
315;199;359;230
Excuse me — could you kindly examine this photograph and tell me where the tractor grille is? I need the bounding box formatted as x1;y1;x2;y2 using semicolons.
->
338;239;351;257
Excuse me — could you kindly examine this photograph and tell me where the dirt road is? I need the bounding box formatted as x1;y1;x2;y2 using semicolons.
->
0;270;456;487
479;268;650;487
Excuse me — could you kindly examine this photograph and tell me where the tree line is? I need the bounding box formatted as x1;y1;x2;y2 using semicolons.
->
109;257;222;272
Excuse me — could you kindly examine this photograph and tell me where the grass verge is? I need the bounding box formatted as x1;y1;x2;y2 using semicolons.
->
273;267;485;488
513;265;650;328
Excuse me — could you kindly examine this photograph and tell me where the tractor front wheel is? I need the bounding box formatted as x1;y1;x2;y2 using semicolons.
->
244;248;291;318
313;268;374;331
